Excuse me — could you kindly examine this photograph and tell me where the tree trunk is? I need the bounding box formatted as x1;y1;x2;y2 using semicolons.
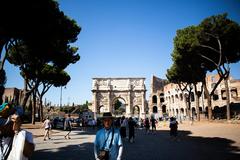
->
203;79;212;120
224;78;231;120
39;97;43;122
194;84;200;121
0;86;4;104
31;92;36;124
187;85;192;121
21;79;29;110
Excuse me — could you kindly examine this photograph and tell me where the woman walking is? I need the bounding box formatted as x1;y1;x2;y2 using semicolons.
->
42;116;51;141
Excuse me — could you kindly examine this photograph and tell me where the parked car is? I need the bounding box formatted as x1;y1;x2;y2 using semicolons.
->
71;118;81;127
52;117;65;129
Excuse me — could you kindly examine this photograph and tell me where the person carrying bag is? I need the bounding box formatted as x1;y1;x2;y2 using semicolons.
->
97;128;114;160
94;112;123;160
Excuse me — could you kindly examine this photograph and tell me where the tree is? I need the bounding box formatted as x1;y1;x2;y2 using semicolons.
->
37;65;71;121
167;26;206;121
167;14;240;121
0;0;81;107
0;69;6;104
198;13;240;120
114;99;122;111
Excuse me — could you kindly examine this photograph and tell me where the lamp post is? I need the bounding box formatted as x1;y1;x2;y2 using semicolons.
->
60;86;62;108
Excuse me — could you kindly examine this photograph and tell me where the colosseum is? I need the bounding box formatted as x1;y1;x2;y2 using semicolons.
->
149;74;240;120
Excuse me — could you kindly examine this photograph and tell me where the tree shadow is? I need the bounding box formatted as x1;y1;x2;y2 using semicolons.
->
122;129;240;160
32;142;94;160
31;129;240;160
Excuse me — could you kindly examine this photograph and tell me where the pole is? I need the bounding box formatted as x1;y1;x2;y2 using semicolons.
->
60;86;62;108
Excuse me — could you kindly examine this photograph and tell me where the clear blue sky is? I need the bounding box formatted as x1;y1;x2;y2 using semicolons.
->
5;0;240;106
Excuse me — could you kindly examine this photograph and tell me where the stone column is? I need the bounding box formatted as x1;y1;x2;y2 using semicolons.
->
141;91;145;118
126;91;131;117
108;91;111;112
157;95;163;117
93;92;98;119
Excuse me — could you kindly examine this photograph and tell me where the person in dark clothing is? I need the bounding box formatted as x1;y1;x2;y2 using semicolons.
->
150;117;157;133
114;117;121;128
120;116;127;139
64;114;72;139
144;118;150;134
128;117;136;143
169;117;178;140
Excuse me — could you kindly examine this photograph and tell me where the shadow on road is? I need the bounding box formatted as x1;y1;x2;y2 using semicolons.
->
32;129;240;160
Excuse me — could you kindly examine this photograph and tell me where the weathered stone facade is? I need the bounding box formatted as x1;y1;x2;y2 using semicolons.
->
149;75;240;119
1;87;23;105
92;78;147;118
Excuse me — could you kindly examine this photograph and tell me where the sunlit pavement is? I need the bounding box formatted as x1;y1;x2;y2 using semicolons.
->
28;121;240;160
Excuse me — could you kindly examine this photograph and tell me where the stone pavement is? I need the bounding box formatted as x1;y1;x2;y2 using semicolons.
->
24;121;240;160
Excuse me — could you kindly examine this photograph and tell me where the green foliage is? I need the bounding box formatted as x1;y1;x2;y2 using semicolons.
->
1;0;81;86
167;26;205;84
198;13;240;70
114;99;122;110
40;64;71;87
167;13;240;85
0;69;6;86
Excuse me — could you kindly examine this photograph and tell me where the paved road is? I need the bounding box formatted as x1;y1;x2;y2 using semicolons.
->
30;122;240;160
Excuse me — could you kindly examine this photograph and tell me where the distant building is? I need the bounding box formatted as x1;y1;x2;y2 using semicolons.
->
1;87;23;105
149;75;240;119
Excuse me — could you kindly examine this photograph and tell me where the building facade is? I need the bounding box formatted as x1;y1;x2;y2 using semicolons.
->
91;78;147;119
1;87;23;105
149;75;240;119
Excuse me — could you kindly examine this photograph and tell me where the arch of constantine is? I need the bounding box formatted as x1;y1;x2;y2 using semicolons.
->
92;78;147;118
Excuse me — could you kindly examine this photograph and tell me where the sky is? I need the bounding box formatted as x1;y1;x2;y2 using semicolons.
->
5;0;240;106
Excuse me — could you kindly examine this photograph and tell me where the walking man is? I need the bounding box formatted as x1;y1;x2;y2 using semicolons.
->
64;114;72;139
128;117;136;143
94;112;123;160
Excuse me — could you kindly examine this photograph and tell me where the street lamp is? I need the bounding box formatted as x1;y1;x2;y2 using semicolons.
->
60;86;66;108
60;86;62;108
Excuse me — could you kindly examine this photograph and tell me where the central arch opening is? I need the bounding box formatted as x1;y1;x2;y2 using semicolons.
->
112;97;126;116
133;105;140;118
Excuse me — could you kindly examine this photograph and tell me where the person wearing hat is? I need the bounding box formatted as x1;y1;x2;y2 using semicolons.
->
0;103;35;160
94;112;123;160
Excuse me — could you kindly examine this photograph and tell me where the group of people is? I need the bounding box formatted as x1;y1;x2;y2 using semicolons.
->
42;114;73;141
0;102;35;160
143;117;157;134
94;113;179;160
113;116;138;143
0;101;179;160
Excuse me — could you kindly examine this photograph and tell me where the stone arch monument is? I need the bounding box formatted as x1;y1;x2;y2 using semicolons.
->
92;78;147;118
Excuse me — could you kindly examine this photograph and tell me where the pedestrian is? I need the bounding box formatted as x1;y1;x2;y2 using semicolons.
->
94;112;123;160
128;117;136;143
42;116;51;141
169;117;178;140
0;102;35;160
64;114;72;139
150;116;157;133
120;116;127;140
81;118;86;131
114;117;121;128
144;117;150;134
